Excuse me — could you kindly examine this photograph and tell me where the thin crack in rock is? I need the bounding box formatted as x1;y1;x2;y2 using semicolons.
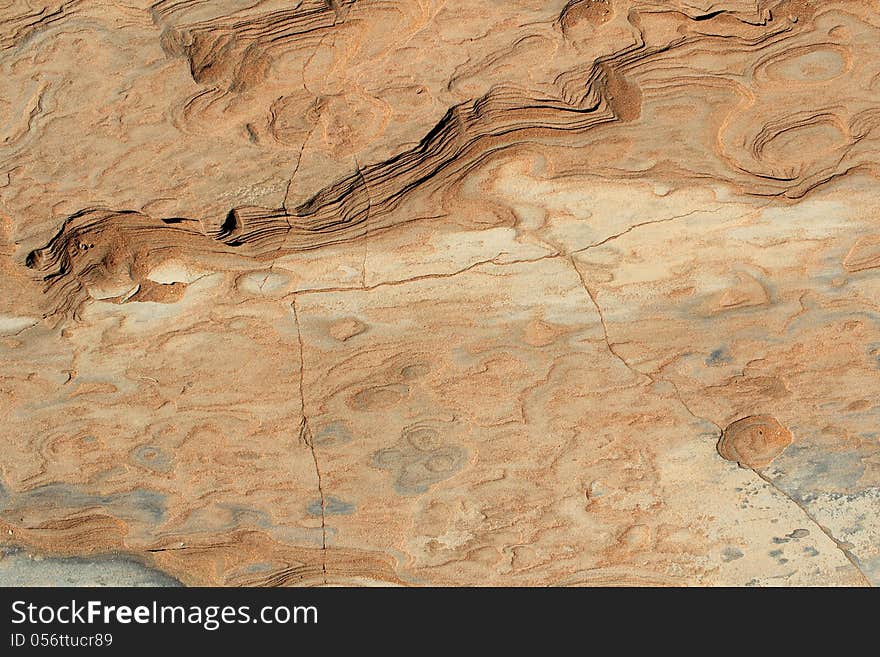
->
289;251;561;298
569;254;723;435
355;156;372;289
566;254;650;382
752;469;873;587
571;207;724;255
292;296;328;584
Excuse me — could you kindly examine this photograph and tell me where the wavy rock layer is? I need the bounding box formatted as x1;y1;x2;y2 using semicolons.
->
1;0;879;586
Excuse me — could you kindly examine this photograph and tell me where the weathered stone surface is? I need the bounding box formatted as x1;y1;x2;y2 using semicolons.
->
718;415;793;469
1;0;879;586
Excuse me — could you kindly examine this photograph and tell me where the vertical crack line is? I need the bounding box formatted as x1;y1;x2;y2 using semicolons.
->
282;134;310;214
355;156;371;289
567;255;722;435
566;254;651;383
292;296;327;584
752;469;872;587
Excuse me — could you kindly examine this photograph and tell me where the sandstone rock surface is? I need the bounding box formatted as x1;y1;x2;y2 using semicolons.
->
1;0;879;586
718;415;793;469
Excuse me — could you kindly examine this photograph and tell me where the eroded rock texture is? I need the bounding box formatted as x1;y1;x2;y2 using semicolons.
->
1;0;879;586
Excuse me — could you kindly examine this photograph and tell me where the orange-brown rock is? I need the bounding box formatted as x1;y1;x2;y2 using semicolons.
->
1;0;879;588
718;416;794;469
